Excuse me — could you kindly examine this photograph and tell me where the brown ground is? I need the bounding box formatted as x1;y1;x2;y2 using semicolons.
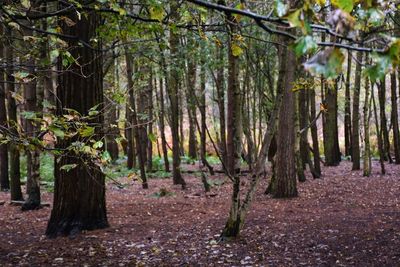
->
0;161;400;266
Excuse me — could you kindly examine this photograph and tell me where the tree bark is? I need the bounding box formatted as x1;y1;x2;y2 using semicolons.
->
46;7;108;237
0;26;10;191
344;51;352;157
351;51;362;170
21;26;41;211
390;73;400;163
167;2;186;188
4;27;23;200
309;84;321;177
269;34;298;198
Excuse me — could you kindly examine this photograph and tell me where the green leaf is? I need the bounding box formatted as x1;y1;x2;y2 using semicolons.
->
148;133;157;143
80;126;95;137
332;0;354;12
21;0;31;9
93;140;104;149
304;48;344;78
50;126;65;139
292;36;318;57
60;164;78;172
149;6;164;22
364;54;391;82
21;111;37;120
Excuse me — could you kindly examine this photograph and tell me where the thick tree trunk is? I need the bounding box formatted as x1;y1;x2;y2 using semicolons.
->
46;8;108;237
273;42;297;198
351;51;362;170
344;51;352;157
167;2;186;188
324;82;340;166
4;28;23;200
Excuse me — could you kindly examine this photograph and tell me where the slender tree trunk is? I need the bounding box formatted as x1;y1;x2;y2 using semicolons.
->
186;58;198;159
378;78;392;162
158;78;170;172
309;85;321;177
0;27;9;191
125;49;136;169
126;57;148;189
363;75;371;176
4;27;23;200
295;87;306;182
390;73;400;163
46;9;108;237
216;45;227;168
22;26;41;211
372;84;385;174
351;51;362;170
146;72;154;171
345;51;352;157
221;3;243;237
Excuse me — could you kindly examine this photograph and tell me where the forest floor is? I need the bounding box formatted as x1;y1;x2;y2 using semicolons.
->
0;160;400;266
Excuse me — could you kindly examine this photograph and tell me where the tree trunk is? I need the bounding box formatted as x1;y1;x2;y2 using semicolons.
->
167;2;186;188
390;73;400;163
215;45;227;169
324;81;340;166
351;51;362;170
378;78;392;162
22;26;41;211
221;2;243;237
4;27;23;200
158;78;170;172
126;57;148;189
0;27;10;191
146;72;154;171
309;84;321;177
270;36;297;198
46;8;108;237
186;57;198;159
372;84;385;174
125;49;136;170
363;74;371;176
344;51;352;157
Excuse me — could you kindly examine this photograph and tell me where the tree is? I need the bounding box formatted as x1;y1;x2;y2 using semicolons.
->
351;51;362;170
0;26;9;191
46;7;108;237
167;1;186;188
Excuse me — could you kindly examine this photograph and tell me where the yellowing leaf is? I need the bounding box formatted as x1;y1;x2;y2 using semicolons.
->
150;6;164;22
231;44;243;57
332;0;354;12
